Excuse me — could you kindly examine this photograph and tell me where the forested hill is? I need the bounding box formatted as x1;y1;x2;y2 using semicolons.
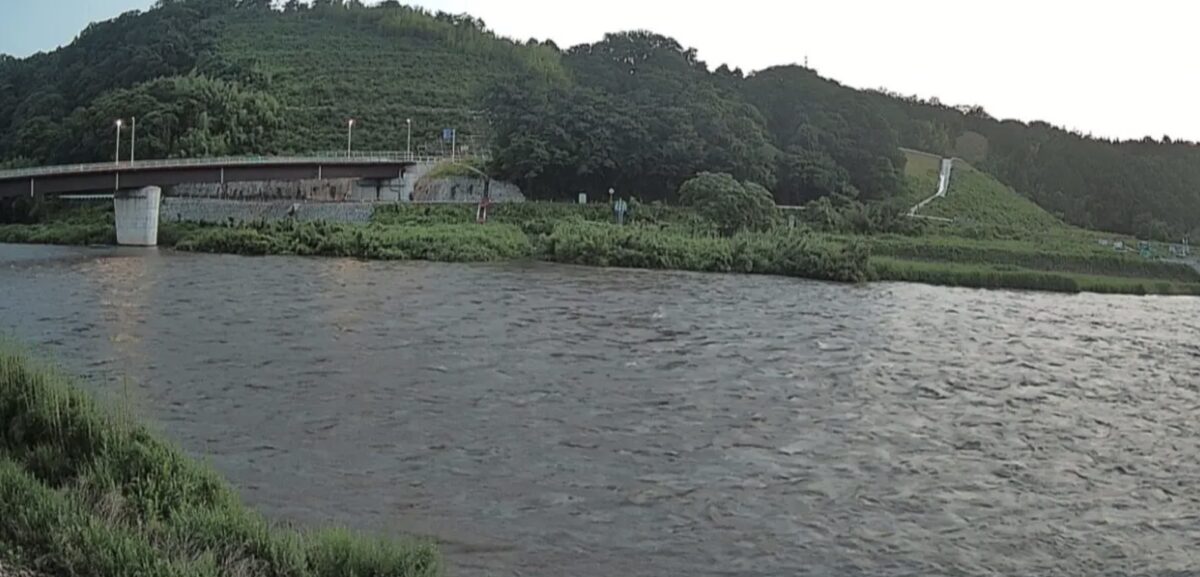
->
1;0;1198;239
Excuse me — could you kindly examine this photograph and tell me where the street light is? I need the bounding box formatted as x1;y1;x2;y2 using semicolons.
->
114;119;123;165
130;116;137;164
406;118;412;161
347;118;355;156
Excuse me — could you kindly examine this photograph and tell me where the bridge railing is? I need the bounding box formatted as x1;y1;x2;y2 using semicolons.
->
0;151;484;181
308;151;484;164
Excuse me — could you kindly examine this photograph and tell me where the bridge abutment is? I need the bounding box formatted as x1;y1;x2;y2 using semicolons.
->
114;186;161;246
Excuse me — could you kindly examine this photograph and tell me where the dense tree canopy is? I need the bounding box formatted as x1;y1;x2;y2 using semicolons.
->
2;0;1200;237
485;39;910;205
487;32;778;201
742;66;906;202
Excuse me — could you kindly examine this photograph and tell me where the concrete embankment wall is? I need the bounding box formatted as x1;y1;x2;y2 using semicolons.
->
414;177;525;202
169;179;361;201
161;198;375;225
168;174;523;204
160;175;525;224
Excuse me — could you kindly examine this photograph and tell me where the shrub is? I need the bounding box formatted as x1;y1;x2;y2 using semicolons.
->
678;173;779;235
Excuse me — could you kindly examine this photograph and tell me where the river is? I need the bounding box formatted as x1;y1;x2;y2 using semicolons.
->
3;243;1200;576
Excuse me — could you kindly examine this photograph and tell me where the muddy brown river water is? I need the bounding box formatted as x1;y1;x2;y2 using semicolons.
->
3;244;1200;576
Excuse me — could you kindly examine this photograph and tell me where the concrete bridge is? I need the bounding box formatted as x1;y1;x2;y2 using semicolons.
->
0;153;432;246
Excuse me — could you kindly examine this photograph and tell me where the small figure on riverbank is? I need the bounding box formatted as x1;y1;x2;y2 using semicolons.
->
477;194;492;224
614;198;629;225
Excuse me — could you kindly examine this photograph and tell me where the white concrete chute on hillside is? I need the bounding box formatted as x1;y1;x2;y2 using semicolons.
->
907;156;955;221
937;158;953;197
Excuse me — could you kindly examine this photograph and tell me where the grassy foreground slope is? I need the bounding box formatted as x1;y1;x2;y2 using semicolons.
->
0;347;440;577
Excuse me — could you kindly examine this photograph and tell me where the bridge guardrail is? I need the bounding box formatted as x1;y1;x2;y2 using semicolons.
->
0;152;484;181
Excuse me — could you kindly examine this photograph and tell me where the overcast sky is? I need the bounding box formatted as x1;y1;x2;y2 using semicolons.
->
1;0;1192;141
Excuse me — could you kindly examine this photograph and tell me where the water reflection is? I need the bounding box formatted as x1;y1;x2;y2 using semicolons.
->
82;251;155;362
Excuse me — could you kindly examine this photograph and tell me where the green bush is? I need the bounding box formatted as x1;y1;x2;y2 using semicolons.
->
678;173;779;235
801;196;922;235
0;347;441;577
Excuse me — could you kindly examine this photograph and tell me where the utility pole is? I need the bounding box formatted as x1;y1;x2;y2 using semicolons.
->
130;116;137;164
347;118;355;156
114;119;123;165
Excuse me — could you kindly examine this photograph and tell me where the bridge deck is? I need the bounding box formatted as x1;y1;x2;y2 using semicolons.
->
0;153;438;199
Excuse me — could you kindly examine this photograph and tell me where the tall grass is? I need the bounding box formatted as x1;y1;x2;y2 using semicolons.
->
868;235;1200;282
545;221;870;283
173;221;533;261
0;223;115;245
0;347;441;577
0;200;116;245
872;257;1200;296
372;201;715;236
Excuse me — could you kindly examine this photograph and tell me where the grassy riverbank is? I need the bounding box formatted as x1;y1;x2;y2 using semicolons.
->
0;346;440;577
171;221;534;261
2;199;1198;295
546;221;870;282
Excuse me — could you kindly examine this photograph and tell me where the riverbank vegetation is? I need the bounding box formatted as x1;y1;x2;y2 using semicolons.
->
172;221;533;261
3;187;1200;296
0;201;115;245
545;221;870;283
871;257;1200;296
0;346;440;577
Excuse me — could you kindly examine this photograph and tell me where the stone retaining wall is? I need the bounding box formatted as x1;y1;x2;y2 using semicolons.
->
414;177;525;202
168;179;359;201
161;198;375;225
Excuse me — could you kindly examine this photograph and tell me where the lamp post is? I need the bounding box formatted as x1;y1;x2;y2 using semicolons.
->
130;116;137;164
406;118;412;161
114;119;123;165
347;118;355;156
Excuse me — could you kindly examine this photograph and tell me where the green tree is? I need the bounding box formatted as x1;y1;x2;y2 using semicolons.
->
777;148;856;205
678;172;779;235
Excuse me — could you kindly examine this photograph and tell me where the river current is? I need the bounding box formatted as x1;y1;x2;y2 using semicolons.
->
3;244;1199;576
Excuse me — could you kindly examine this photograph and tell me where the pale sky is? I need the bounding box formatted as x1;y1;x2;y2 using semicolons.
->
1;0;1193;142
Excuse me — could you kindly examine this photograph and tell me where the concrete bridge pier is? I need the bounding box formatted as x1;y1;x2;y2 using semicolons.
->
114;186;161;246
